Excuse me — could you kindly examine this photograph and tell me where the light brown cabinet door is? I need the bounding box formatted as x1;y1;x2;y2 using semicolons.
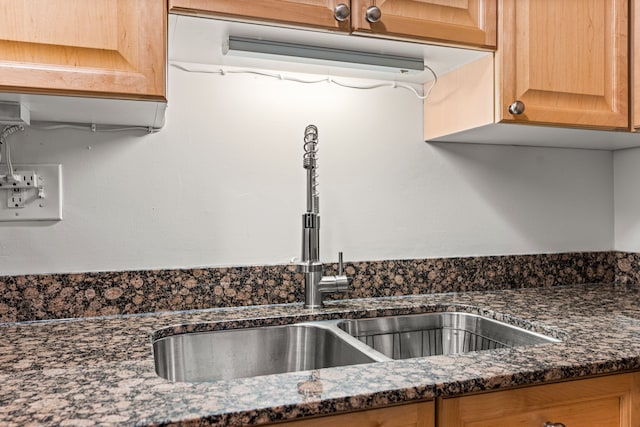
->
279;401;434;427
169;0;350;32
439;373;640;427
500;0;628;129
0;0;166;101
351;0;496;48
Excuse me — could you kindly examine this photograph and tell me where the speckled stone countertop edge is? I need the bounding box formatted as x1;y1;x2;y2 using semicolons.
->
149;357;640;427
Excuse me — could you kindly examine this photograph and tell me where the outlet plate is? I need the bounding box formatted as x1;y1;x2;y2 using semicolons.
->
0;164;62;221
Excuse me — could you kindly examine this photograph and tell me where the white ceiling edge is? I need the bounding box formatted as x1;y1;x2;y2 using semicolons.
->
168;14;491;85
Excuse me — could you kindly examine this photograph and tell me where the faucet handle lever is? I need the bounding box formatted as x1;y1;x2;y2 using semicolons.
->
336;251;352;291
316;251;351;303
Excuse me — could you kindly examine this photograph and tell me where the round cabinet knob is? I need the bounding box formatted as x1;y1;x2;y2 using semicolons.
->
544;423;566;427
508;100;525;115
365;6;382;23
334;3;350;22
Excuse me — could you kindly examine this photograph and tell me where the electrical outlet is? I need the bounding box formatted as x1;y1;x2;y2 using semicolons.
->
7;188;25;208
0;164;62;221
0;170;38;190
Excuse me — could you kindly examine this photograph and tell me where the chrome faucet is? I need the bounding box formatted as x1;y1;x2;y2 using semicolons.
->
297;125;350;309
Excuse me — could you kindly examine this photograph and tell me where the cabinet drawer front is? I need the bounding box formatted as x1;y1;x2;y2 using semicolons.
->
463;397;620;427
281;401;434;427
439;373;640;427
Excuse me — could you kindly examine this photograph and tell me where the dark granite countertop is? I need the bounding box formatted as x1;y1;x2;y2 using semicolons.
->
3;283;640;426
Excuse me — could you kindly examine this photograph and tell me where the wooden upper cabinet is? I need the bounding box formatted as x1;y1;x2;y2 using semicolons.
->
168;0;351;32
351;0;497;49
0;0;166;101
169;0;496;49
500;0;628;129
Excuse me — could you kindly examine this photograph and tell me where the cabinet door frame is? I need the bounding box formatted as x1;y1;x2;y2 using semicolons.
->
499;0;628;129
0;0;166;101
351;0;497;49
169;0;350;32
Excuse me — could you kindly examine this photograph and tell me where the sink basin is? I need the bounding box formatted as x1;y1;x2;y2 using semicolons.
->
153;323;380;382
337;312;560;360
153;312;559;382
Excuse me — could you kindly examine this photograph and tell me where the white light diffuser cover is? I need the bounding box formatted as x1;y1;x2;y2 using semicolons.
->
224;36;425;74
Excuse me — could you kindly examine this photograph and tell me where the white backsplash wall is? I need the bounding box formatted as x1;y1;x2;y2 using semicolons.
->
0;68;614;275
614;147;640;251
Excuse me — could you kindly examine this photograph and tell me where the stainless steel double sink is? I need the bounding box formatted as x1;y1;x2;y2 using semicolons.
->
153;312;559;382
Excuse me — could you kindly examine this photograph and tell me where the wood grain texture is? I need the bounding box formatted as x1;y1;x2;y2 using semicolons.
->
500;0;628;129
168;0;350;31
351;0;496;48
279;401;434;427
438;373;640;427
423;54;494;140
0;0;166;101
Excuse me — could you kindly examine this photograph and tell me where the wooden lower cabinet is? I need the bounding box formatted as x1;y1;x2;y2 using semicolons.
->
273;373;640;426
438;373;640;427
279;401;434;427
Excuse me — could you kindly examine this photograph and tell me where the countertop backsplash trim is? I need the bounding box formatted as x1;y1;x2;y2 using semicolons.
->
614;251;640;285
0;251;623;323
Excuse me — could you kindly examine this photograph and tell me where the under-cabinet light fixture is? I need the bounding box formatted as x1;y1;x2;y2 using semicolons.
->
223;36;425;73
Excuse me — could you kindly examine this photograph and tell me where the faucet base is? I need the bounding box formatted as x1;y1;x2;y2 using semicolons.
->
301;268;324;309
